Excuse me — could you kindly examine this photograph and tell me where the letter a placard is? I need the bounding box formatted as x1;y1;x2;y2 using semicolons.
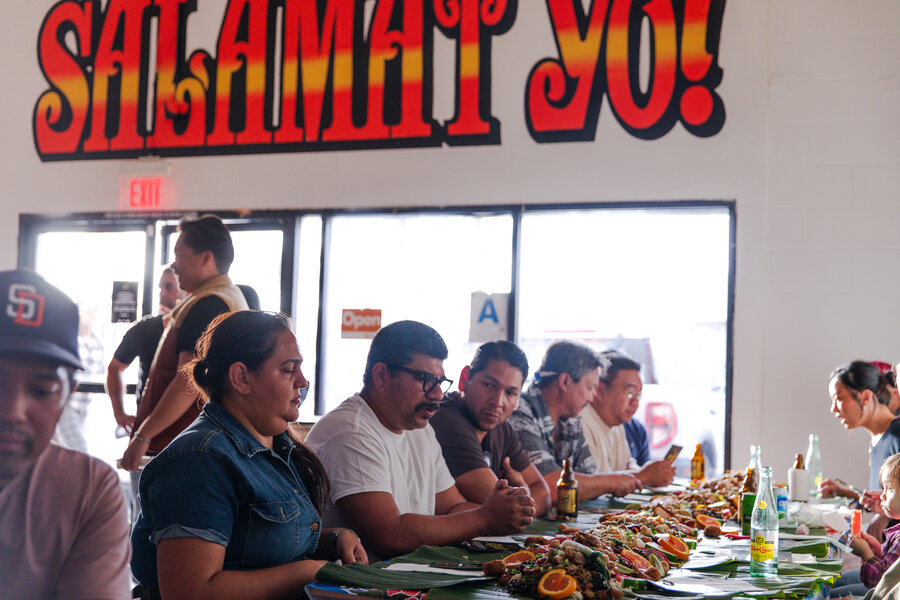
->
469;292;508;343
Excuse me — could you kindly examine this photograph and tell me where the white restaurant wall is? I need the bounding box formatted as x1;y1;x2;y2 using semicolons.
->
762;1;900;490
0;1;893;484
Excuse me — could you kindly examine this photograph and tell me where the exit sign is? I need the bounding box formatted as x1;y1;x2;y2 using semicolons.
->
119;176;171;211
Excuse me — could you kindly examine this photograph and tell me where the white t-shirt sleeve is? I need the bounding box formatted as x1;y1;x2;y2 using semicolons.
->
318;429;395;502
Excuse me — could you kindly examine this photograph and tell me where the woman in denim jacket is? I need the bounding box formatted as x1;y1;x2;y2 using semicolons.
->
131;311;366;599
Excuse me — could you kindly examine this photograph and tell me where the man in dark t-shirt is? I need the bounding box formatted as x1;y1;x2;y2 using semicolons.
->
431;341;551;517
105;268;185;431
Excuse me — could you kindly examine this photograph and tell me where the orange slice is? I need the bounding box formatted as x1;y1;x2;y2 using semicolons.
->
695;514;722;528
537;568;577;599
502;549;535;567
657;535;690;561
620;548;652;571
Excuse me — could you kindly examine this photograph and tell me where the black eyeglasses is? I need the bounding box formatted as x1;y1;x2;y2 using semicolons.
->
389;365;454;394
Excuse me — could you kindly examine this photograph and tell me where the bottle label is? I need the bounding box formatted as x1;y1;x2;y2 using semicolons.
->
750;533;775;562
557;489;577;515
814;475;823;488
758;500;767;510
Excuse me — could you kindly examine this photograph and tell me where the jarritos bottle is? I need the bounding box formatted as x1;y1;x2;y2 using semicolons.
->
750;466;779;576
690;444;705;483
556;452;578;520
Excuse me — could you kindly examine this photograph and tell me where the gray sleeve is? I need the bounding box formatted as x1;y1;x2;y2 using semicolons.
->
507;410;560;476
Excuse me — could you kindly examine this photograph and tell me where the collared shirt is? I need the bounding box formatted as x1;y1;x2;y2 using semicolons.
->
581;403;638;473
861;522;900;588
131;401;321;587
507;387;598;476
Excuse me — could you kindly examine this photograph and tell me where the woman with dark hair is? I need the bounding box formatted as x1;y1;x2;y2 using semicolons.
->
826;362;900;600
131;311;366;600
821;361;900;499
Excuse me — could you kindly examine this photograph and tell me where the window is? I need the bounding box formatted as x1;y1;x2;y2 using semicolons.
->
319;212;514;412
518;207;732;476
20;203;734;473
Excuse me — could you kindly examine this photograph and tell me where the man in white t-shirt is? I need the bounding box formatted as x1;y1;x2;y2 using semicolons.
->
581;351;674;488
306;320;535;559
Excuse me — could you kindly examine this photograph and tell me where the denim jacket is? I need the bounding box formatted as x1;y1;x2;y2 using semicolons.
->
131;401;321;586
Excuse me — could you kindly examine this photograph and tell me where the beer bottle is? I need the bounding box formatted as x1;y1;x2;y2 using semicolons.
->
556;452;578;520
690;444;705;483
793;454;804;469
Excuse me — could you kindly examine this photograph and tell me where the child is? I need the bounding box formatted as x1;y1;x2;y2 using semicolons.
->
850;454;900;589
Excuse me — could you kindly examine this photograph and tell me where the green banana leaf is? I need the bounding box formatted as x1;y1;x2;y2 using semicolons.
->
316;541;839;599
316;561;488;590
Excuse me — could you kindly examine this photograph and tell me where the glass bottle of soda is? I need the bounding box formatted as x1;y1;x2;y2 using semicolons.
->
806;434;823;498
556;452;578;520
750;466;779;576
690;444;705;483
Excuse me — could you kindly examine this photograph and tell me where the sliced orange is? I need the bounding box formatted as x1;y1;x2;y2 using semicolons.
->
537;568;578;600
620;548;652;571
695;514;722;528
502;549;535;567
657;535;690;561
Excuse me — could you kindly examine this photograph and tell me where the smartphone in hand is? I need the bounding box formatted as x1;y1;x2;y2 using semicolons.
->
664;444;683;463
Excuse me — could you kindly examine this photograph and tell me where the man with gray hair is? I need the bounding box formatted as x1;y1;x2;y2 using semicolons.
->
508;341;641;502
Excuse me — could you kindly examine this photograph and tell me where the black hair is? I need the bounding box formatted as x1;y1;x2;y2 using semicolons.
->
362;320;448;388
598;351;642;384
178;214;235;274
536;340;601;388
468;341;529;381
830;360;891;406
184;310;329;513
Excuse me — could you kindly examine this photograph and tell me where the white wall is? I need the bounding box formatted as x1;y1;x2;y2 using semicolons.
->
0;0;896;487
761;0;900;488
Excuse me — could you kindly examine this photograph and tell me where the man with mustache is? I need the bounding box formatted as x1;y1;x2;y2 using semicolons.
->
508;341;642;503
0;269;130;598
306;321;535;560
431;341;551;517
582;351;675;488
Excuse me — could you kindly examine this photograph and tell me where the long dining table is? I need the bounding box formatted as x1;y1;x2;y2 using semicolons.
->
305;491;844;600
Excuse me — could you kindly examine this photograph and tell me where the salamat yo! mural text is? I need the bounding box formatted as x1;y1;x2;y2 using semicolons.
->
33;0;726;161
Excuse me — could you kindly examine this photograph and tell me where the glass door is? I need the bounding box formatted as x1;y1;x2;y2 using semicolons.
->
33;229;150;471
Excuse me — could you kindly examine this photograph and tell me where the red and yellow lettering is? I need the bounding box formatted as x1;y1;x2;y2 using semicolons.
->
208;0;272;146
606;0;677;135
149;0;210;149
525;0;609;139
678;0;725;135
83;0;151;152
362;0;430;140
434;0;514;142
33;1;94;157
277;0;357;143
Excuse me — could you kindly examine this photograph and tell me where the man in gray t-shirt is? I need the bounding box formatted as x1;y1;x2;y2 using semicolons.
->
431;341;551;517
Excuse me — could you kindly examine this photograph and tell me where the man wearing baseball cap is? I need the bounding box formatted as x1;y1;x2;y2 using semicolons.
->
0;269;130;598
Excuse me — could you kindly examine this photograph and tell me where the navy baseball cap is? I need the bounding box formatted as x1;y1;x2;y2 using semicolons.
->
0;269;83;370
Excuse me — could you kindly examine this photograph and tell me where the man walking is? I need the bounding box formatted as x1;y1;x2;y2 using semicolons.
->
121;215;248;469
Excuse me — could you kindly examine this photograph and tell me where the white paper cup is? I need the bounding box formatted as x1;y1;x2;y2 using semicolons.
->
789;468;810;501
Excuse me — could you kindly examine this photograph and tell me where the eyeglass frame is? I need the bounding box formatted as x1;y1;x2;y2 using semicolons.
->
387;364;454;395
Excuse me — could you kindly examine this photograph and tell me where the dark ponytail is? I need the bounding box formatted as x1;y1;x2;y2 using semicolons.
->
830;361;891;405
181;310;331;514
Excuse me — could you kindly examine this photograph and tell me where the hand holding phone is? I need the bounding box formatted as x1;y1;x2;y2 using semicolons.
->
663;444;683;463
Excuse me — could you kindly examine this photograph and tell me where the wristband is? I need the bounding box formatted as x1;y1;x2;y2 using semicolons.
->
134;434;152;444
